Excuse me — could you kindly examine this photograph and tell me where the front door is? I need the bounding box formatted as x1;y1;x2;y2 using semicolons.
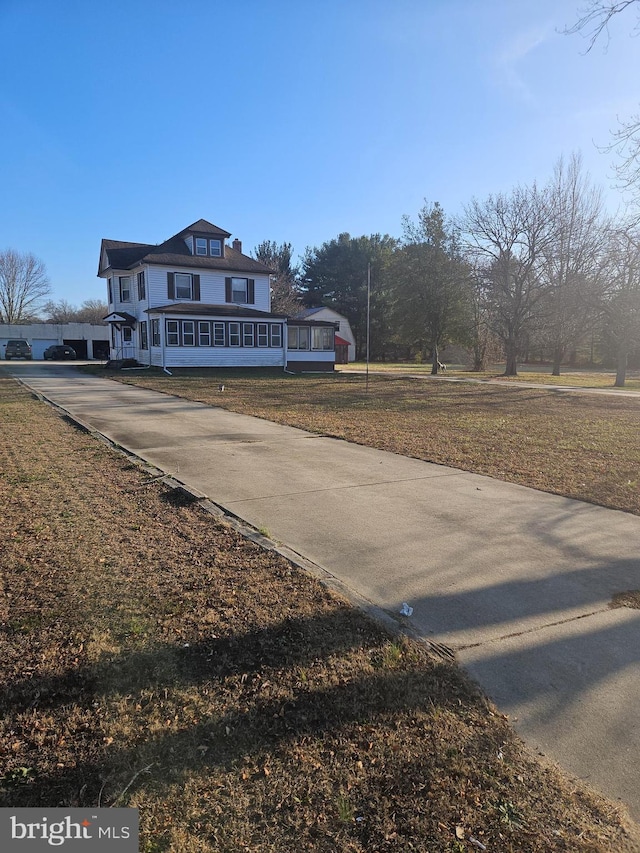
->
121;326;135;360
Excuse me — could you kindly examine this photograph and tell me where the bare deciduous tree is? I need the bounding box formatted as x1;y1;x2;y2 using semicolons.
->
595;226;640;386
564;2;640;204
44;298;108;325
461;185;552;376
539;153;609;374
0;249;51;323
563;1;640;51
43;299;79;324
75;299;108;324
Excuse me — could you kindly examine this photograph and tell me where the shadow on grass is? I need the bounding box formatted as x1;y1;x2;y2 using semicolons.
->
0;606;484;809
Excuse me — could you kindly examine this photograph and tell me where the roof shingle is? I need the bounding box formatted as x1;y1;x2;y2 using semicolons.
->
99;220;274;275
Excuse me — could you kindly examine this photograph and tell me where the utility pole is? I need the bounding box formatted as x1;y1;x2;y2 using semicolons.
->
366;262;371;393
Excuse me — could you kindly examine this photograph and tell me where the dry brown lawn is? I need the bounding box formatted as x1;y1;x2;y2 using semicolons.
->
1;372;639;852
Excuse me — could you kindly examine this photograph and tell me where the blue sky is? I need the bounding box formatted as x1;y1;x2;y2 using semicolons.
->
1;0;639;306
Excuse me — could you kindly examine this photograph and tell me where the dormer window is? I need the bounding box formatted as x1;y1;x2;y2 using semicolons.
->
192;236;223;257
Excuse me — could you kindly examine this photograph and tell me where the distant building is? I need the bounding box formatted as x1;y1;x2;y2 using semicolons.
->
293;307;356;361
0;323;109;360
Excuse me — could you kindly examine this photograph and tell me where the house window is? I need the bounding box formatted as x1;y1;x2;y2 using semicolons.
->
257;323;269;347
312;327;334;350
210;239;222;256
140;321;148;350
270;325;282;347
175;273;192;299
195;238;207;256
166;320;179;346
213;322;225;346
137;271;146;300
288;326;310;350
108;278;113;304
228;322;241;347
182;320;195;346
151;319;160;347
243;323;255;347
232;278;247;303
198;321;211;346
225;277;254;304
119;276;131;302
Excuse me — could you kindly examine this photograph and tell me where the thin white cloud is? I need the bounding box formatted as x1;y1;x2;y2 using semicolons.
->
495;25;552;102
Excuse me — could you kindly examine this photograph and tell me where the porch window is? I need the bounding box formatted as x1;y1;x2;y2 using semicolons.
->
243;323;255;347
257;323;269;347
213;322;225;346
270;325;282;347
182;320;195;346
166;320;179;346
198;321;211;346
312;327;334;350
228;322;241;346
288;326;310;350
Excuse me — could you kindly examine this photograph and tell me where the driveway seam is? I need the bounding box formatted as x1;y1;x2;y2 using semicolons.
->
456;606;612;651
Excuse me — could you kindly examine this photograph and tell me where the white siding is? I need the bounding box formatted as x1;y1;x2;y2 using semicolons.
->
147;267;271;311
157;347;284;368
286;350;334;364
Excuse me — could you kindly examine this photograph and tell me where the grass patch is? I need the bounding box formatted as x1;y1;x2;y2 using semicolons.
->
610;591;640;610
341;362;640;390
1;376;639;850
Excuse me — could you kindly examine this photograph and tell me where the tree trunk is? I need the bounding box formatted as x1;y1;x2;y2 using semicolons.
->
552;345;564;377
431;344;439;375
615;341;628;388
504;339;518;376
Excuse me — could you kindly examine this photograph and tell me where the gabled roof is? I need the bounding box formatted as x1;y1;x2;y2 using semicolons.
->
99;220;274;276
103;311;137;326
294;306;325;318
293;306;346;320
176;219;231;238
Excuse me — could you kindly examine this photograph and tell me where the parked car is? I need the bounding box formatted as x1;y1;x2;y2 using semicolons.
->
43;344;76;360
4;339;32;360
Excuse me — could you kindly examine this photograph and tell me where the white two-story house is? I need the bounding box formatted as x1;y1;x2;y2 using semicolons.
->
98;219;336;372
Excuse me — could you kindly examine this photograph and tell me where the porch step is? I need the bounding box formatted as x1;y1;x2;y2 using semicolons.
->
104;358;141;370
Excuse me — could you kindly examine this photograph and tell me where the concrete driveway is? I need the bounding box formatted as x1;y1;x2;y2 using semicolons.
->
8;362;640;823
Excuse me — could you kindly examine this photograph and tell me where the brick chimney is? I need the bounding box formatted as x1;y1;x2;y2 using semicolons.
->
232;238;242;253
